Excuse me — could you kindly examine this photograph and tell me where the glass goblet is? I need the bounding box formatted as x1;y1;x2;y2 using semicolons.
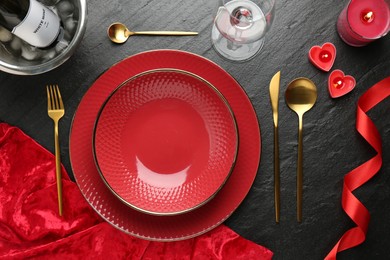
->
211;0;276;61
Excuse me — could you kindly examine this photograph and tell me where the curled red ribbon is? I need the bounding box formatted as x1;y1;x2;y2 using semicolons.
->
325;77;390;259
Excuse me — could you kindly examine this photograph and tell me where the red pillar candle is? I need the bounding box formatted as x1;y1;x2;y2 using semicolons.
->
337;0;390;46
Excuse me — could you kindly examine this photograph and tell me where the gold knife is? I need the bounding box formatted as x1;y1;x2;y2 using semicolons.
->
269;71;281;223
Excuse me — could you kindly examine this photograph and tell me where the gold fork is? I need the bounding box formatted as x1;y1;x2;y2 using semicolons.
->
46;84;64;216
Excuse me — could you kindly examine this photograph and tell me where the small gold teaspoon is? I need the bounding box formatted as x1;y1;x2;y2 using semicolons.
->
107;22;198;44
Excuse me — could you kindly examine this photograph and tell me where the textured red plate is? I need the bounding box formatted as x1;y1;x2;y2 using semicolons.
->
70;50;261;241
93;69;238;215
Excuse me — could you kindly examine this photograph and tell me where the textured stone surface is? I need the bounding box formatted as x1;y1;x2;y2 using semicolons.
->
1;0;390;259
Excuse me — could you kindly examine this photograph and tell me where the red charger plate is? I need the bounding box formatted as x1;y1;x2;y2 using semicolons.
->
70;50;261;241
93;69;238;215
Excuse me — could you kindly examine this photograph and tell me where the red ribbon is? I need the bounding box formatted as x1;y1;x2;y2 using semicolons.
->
325;76;390;259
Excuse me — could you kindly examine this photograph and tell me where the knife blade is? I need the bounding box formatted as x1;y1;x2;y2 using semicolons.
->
269;71;281;223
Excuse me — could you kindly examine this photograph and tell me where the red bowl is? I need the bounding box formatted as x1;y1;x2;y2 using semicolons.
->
93;69;238;215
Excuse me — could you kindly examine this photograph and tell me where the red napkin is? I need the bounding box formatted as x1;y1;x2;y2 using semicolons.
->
0;123;272;259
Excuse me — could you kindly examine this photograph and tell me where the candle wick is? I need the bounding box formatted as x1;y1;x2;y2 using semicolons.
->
363;11;375;23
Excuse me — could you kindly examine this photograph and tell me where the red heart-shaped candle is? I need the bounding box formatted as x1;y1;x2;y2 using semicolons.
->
328;70;356;98
309;43;336;72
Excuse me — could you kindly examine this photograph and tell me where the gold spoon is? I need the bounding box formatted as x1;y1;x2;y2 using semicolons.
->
285;78;317;222
107;22;198;44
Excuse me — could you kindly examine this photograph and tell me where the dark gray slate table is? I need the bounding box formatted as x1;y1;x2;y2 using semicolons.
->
1;0;390;259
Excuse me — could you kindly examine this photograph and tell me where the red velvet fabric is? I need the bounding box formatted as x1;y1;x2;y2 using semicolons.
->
0;123;273;259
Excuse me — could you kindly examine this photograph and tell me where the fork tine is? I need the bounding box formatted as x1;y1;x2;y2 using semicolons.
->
52;85;59;110
55;85;64;110
49;85;54;109
47;85;55;110
46;85;51;110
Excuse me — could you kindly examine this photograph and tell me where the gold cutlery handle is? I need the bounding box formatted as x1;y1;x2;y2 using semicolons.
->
274;125;280;223
132;31;198;36
54;120;63;216
269;70;281;223
297;115;303;222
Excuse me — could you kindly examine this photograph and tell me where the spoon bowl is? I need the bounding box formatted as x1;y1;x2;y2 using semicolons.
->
107;23;130;43
107;22;198;44
285;77;317;222
285;78;317;113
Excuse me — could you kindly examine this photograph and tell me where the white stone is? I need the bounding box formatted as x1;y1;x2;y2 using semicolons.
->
21;44;42;60
55;40;69;53
57;1;75;17
0;27;13;43
64;17;77;34
10;37;22;52
42;49;57;60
